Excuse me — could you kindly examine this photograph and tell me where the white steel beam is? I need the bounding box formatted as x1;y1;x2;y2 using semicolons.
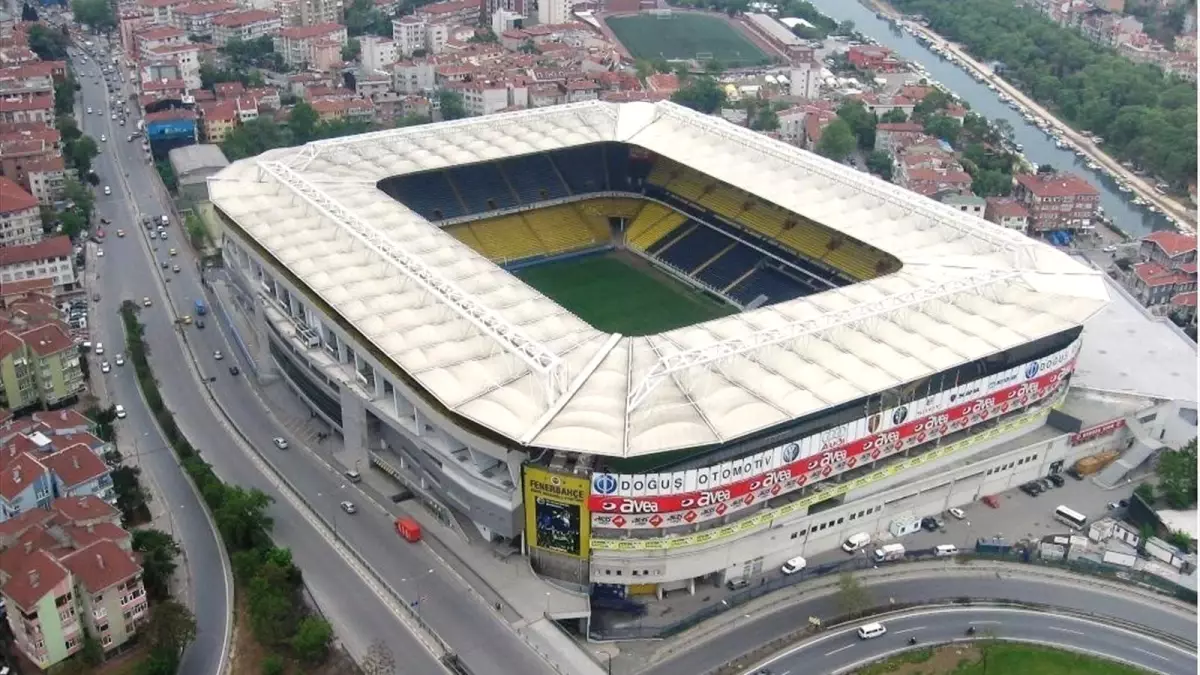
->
258;160;567;399
626;269;1022;412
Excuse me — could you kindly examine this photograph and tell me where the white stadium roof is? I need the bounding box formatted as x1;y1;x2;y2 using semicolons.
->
208;100;1110;458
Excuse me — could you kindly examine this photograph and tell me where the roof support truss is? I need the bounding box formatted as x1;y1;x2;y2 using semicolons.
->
258;160;568;400
626;269;1022;412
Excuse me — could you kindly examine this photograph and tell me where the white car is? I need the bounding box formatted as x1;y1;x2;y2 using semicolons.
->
340;501;357;514
94;342;104;355
86;107;93;114
272;437;289;450
948;507;966;520
142;297;152;307
115;354;125;366
1103;245;1117;253
96;249;104;257
100;135;106;142
781;556;807;575
103;186;111;195
213;350;223;361
114;404;126;419
100;361;111;373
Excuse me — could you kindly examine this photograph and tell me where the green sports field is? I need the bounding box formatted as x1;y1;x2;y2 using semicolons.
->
516;253;734;336
605;13;768;67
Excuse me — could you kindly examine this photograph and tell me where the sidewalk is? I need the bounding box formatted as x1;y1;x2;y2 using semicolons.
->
207;280;603;675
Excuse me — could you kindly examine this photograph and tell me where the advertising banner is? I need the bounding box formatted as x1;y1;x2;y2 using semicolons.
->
523;466;591;559
590;401;1059;551
590;349;1077;530
1069;418;1126;446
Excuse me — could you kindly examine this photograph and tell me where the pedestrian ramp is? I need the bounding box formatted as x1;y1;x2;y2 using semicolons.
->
1094;415;1163;488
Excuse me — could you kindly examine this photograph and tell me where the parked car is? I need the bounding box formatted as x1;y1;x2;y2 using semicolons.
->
272;437;289;450
1047;474;1065;488
726;577;750;591
948;507;966;520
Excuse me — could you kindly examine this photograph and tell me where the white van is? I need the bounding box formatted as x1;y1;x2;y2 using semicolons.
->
857;622;887;639
934;544;959;557
781;556;807;575
842;532;871;553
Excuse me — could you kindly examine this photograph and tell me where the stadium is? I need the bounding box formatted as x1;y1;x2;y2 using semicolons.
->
208;100;1113;606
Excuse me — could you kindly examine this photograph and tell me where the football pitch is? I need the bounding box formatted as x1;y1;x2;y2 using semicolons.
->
516;253;734;336
605;13;768;67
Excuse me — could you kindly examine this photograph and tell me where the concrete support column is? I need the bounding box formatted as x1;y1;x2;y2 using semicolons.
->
339;386;369;472
252;294;278;384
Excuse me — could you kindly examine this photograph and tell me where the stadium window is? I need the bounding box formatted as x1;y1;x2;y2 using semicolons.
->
798;528;807;536
632;570;639;576
790;532;798;539
837;517;844;525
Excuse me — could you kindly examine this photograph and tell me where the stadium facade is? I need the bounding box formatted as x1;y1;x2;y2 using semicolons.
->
208;101;1121;601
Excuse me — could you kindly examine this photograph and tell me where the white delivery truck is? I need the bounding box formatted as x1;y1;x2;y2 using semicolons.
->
874;543;906;563
842;532;871;553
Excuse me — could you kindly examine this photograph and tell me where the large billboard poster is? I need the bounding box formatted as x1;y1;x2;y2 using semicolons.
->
524;467;591;559
590;340;1080;530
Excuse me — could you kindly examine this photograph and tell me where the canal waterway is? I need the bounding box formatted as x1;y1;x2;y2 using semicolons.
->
806;0;1174;238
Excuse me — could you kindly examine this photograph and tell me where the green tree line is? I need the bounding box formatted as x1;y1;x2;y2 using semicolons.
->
889;0;1197;188
119;303;335;670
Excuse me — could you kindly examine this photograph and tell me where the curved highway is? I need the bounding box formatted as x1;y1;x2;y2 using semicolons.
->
73;57;232;675
750;607;1197;675
72;49;552;675
646;573;1198;675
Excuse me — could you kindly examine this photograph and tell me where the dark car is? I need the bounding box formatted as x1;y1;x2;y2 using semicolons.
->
1019;482;1042;497
229;365;240;376
726;577;751;591
921;516;939;532
1047;474;1065;487
196;319;205;329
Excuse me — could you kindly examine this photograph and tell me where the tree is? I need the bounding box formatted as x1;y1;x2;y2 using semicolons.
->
816;119;856;161
247;560;297;644
361;639;397;675
288;102;320;144
260;655;286;675
836;572;871;617
670;76;726;115
67;135;100;175
754;107;779;132
221;117;292;160
1134;482;1156;503
28;24;67;60
438;90;468;120
291;616;333;663
922;114;961;145
72;0;116;31
84;404;118;442
112;466;150;524
836;100;876;150
143;600;197;660
54;76;77;116
880;108;908;123
342;37;362;62
63;177;94;223
1155;439;1197;509
865;150;894;181
133;529;181;601
214;485;274;551
972;168;1014;197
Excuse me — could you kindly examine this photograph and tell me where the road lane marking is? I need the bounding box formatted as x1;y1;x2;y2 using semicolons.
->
894;626;925;634
972;620;1002;625
824;644;855;656
1132;647;1170;661
1046;626;1084;636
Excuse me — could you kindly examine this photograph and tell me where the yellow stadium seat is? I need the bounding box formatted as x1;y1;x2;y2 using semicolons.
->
523;205;608;254
466;215;546;263
630;212;686;252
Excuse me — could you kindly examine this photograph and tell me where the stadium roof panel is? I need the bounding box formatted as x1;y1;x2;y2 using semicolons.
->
209;100;1110;458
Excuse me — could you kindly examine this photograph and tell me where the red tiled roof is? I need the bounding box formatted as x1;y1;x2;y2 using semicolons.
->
211;9;278;26
1132;261;1191;288
31;410;91;433
0;549;68;612
22;155;65;174
172;1;236;15
0;331;23;362
1142;231;1196;258
417;0;481;14
0;452;48;501
0;176;37;213
0;94;52;112
986;197;1030;219
1171;291;1197;308
876;122;923;132
1015;172;1099;198
41;444;108;489
19;322;73;357
645;73;679;93
60;539;140;594
908;168;972;183
278;22;343;40
0;235;71;267
135;26;186;40
51;495;118;523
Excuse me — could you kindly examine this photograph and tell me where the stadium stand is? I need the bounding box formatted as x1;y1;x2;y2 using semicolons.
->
728;266;813;306
626;205;686;252
695;242;761;292
522;205;609;254
550;145;608;194
655;225;731;274
455;216;545;262
500;153;570;203
381;170;465;220
449;162;519;213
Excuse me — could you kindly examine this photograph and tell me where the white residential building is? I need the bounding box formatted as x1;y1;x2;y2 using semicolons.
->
537;0;570;26
392;16;427;57
359;35;397;70
0;236;77;295
273;23;347;69
211;9;283;46
392;60;435;94
0;177;41;247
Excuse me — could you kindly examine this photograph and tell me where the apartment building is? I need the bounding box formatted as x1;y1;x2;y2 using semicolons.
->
274;0;341;27
0;496;146;669
0;236;77;297
0;94;54;126
0;322;84;412
21;157;66;206
984;196;1031;232
448;79;528;116
414;0;482;26
0;124;62;194
0;177;41;248
273;23;347;69
393;16;426;57
1013;172;1100;232
359;35;397;70
133;25;187;60
537;0;569;24
392;60;435;94
873;121;925;154
143;42;205;91
139;0;192;25
169;2;238;37
197;100;238;142
0;61;67;98
211;9;282;47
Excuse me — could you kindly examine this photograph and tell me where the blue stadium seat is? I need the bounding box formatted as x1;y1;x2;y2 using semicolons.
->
696;242;760;291
656;225;733;273
501;154;569;203
549;145;607;194
729;267;812;306
605;144;632;191
382;171;464;220
448;162;519;214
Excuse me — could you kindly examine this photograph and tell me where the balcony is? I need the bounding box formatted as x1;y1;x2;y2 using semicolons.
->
119;588;145;607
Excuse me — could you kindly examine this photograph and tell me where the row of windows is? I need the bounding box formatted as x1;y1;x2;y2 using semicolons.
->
598;567;662;578
985;452;1039;476
788;504;883;540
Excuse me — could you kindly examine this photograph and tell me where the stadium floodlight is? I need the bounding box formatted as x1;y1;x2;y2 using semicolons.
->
257;160;569;399
626;268;1023;412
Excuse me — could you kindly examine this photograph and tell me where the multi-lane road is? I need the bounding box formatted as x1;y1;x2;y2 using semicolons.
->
750;606;1197;675
646;573;1198;675
72;50;549;675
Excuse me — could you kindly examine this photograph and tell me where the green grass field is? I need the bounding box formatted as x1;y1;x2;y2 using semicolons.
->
516;253;734;336
605;13;768;66
855;643;1151;675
